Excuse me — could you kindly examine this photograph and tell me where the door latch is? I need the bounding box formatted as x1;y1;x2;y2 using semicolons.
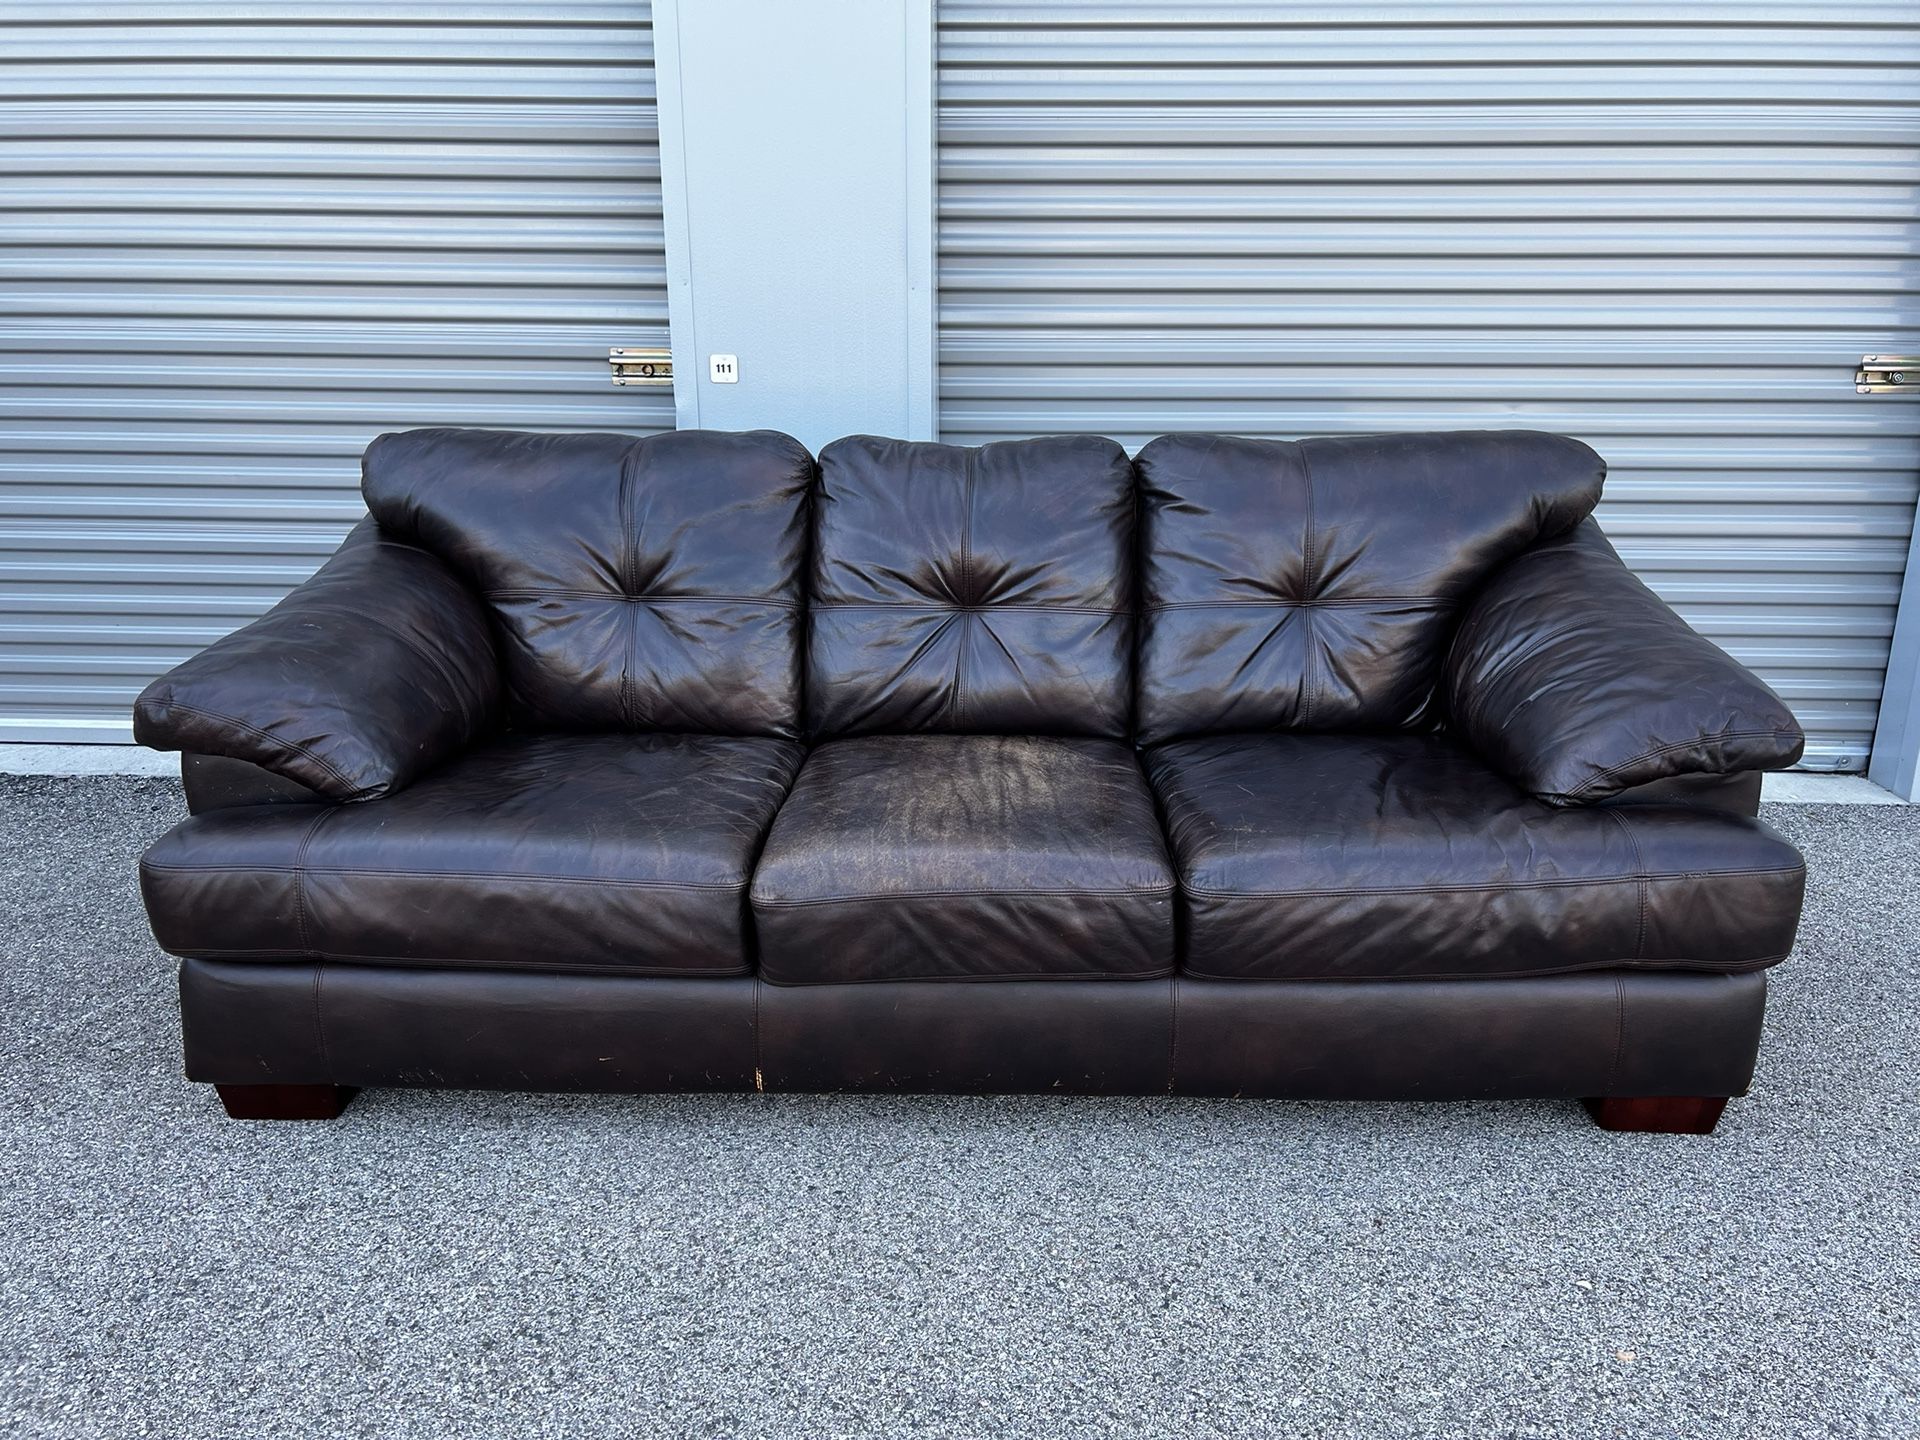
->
1856;356;1920;393
610;347;673;387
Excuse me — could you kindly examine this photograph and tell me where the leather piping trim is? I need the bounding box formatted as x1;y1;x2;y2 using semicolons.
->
312;962;336;1083
143;862;754;892
753;884;1178;907
1146;596;1455;611
1179;952;1794;983
1168;976;1182;1096
171;948;754;977
486;589;800;608
1603;807;1650;962
1555;728;1807;802
757;965;1179;987
617;444;638;729
813;601;1124;616
1606;974;1626;1095
1299;444;1318;730
143;697;361;796
751;979;764;1093
290;806;336;956
952;447;975;728
1182;865;1803;900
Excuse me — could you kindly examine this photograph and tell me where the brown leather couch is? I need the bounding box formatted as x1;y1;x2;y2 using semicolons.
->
133;428;1807;1132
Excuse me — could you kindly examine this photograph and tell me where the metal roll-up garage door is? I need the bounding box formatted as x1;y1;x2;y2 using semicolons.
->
937;1;1920;771
0;2;671;742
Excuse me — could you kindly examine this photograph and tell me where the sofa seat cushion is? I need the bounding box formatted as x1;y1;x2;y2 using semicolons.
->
1145;733;1805;981
141;733;803;975
750;734;1176;983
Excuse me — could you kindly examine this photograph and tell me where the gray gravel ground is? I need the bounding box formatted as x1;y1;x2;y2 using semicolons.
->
0;776;1914;1439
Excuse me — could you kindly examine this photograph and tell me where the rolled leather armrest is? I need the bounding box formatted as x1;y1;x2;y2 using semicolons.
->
1445;519;1804;806
133;518;501;801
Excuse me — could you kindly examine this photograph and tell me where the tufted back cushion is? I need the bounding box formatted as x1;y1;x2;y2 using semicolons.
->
1134;429;1604;745
363;427;813;737
808;434;1136;739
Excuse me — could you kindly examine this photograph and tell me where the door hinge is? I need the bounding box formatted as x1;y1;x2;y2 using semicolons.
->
1856;356;1920;394
610;347;673;387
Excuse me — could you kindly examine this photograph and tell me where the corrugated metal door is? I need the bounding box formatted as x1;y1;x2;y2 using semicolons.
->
0;1;670;742
937;1;1920;771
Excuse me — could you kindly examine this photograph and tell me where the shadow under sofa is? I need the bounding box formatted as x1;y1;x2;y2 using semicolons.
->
133;428;1808;1134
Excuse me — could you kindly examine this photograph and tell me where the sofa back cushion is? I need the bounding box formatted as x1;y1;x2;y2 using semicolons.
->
1134;429;1604;745
809;434;1136;739
363;427;813;738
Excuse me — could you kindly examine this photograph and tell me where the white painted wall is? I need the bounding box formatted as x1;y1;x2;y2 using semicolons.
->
653;0;935;451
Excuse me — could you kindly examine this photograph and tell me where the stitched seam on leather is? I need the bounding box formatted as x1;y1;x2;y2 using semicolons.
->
1168;977;1181;1096
752;979;763;1092
816;602;1123;616
618;445;638;729
1561;729;1804;798
759;965;1180;986
174;949;755;977
953;448;975;727
147;700;362;795
1178;954;1793;983
144;862;754;891
1183;866;1803;899
960;446;975;606
752;884;1178;906
1299;446;1318;729
622;608;639;729
486;589;801;608
290;807;335;957
312;963;336;1083
1146;596;1452;611
1607;975;1626;1094
173;949;1170;983
1603;808;1650;962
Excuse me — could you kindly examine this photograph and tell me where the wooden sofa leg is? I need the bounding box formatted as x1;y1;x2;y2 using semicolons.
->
1581;1095;1728;1134
214;1083;359;1120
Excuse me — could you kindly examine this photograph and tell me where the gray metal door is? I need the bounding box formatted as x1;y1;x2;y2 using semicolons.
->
0;1;671;743
937;1;1920;771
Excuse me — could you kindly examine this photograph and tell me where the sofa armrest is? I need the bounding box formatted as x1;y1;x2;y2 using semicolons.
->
1445;519;1804;805
133;519;501;801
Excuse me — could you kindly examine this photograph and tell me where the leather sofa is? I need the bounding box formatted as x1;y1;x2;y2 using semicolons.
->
132;427;1807;1132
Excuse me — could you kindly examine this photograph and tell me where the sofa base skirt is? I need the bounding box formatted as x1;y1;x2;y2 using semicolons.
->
178;959;1768;1101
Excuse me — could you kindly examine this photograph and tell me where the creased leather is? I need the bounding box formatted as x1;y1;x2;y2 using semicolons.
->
364;427;814;738
808;434;1136;739
143;732;803;975
1134;429;1605;745
752;734;1176;983
1446;519;1806;803
1146;733;1805;981
132;519;500;801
